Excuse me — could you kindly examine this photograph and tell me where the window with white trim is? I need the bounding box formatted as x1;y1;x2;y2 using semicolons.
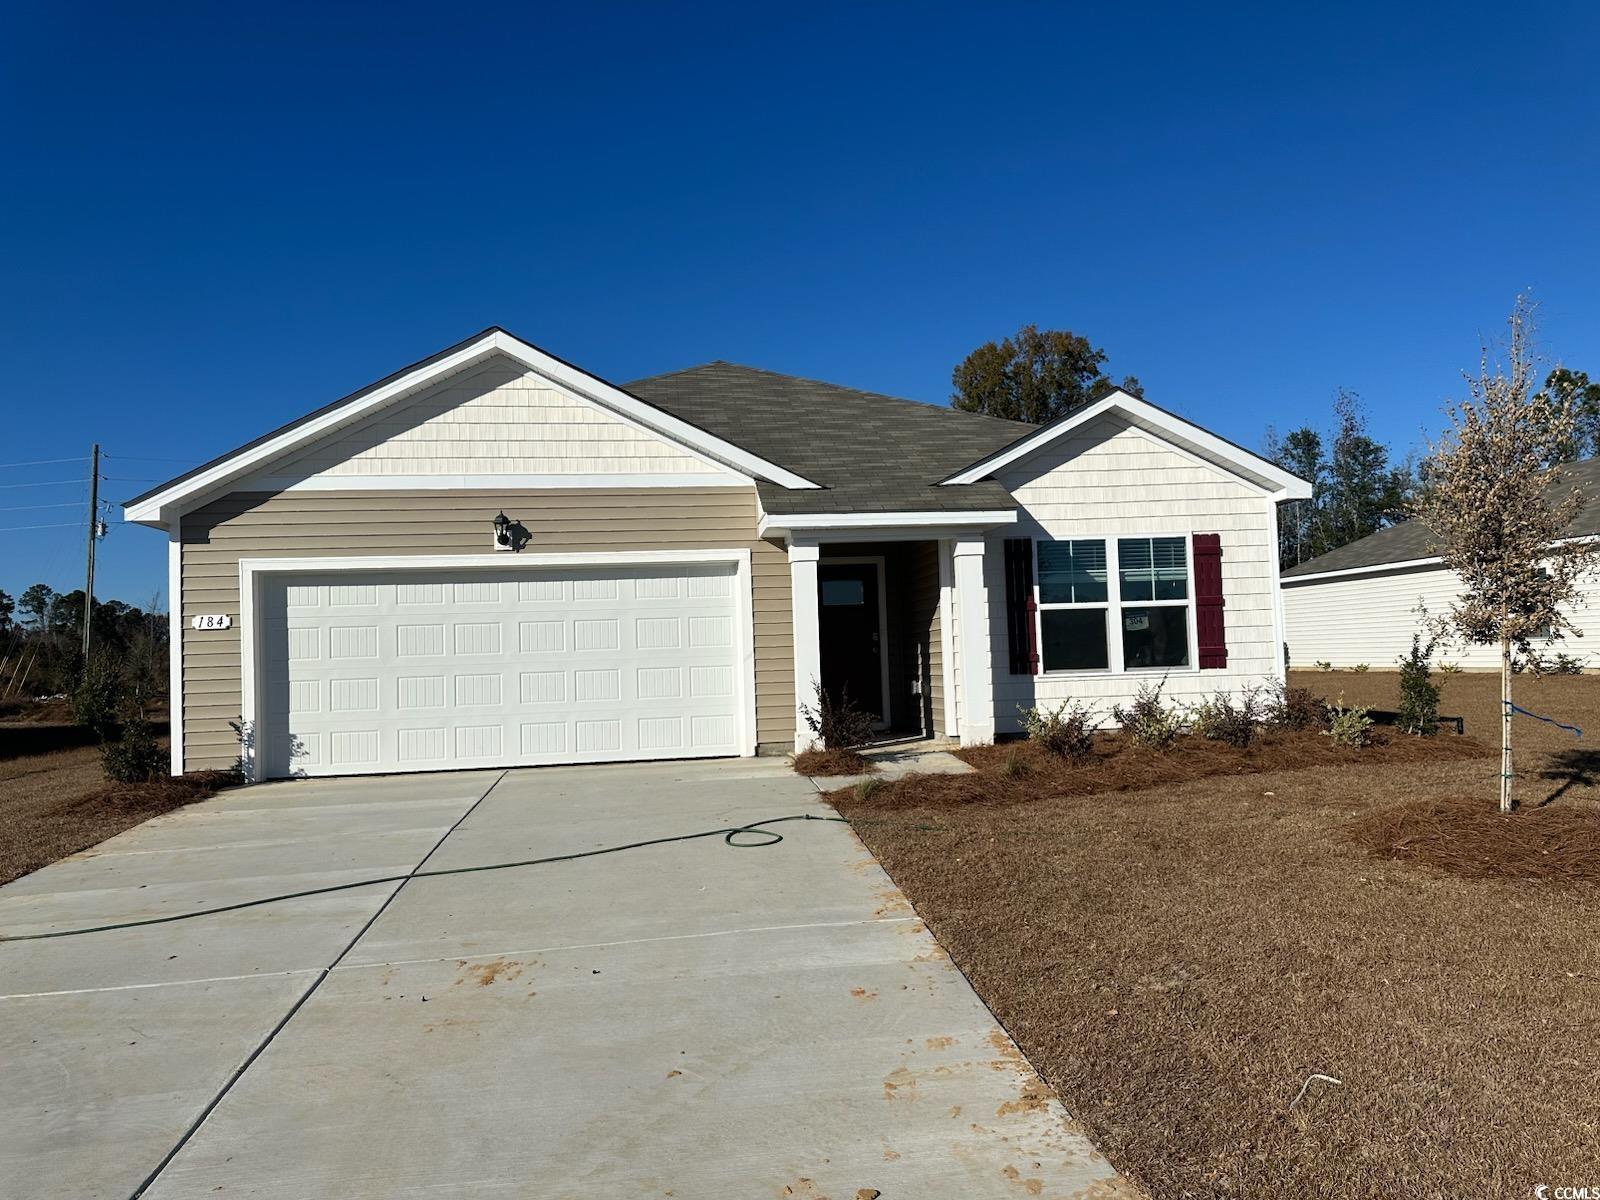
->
1036;535;1193;672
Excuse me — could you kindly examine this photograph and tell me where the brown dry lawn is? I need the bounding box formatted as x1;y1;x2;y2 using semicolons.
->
0;737;230;886
832;686;1600;1200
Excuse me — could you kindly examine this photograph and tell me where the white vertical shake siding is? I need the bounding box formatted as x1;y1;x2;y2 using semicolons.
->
985;416;1284;735
253;359;733;482
1282;565;1600;669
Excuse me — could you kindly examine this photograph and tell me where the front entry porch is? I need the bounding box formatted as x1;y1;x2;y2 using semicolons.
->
767;510;1016;753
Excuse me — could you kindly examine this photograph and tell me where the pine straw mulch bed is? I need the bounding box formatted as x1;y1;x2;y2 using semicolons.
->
792;747;875;776
829;734;1600;1200
0;750;237;886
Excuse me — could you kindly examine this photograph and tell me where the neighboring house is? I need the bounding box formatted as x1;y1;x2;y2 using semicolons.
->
1281;457;1600;669
124;329;1310;780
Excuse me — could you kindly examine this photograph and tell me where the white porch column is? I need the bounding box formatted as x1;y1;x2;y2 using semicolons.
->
788;539;823;751
952;535;995;745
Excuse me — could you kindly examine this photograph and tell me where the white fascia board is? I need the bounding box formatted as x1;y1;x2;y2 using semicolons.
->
124;330;818;529
237;549;751;576
758;510;1019;538
937;390;1314;500
242;472;751;492
1280;557;1445;584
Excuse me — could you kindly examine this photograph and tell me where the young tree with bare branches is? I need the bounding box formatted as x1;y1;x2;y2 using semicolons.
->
1417;298;1600;812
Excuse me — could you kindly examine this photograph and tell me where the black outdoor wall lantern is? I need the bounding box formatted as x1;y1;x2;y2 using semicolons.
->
492;511;515;552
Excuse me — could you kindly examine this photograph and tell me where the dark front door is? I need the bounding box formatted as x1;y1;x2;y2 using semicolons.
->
818;562;884;723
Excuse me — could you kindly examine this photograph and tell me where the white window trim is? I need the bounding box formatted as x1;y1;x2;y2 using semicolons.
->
234;549;756;783
1034;533;1200;677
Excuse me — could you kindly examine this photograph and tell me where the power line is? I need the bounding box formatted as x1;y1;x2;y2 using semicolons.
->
101;475;164;483
0;501;82;513
0;478;89;490
0;456;91;469
103;454;194;463
0;521;86;533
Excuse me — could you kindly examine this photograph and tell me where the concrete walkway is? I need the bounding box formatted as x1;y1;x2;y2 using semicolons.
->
1;758;1129;1199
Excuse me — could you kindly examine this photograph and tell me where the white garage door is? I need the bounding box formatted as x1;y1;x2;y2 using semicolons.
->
257;562;744;778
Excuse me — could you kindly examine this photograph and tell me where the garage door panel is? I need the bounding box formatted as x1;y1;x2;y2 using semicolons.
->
259;562;744;778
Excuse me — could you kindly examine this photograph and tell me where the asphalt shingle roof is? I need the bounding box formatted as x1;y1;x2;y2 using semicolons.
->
1281;457;1600;578
625;361;1027;514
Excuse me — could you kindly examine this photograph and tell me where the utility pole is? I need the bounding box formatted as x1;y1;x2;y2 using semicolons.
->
82;443;100;661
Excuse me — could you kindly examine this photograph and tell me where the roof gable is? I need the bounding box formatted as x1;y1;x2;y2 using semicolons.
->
124;331;819;527
939;390;1313;500
237;355;736;490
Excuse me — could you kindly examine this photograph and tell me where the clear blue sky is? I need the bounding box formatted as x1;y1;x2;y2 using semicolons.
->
3;1;1596;608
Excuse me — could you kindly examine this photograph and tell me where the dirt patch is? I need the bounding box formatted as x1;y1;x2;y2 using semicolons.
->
455;957;526;987
0;744;234;885
794;748;875;776
832;751;1600;1199
0;696;73;724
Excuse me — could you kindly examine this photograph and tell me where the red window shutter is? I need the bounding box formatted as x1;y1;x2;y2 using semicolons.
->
1002;538;1039;676
1194;533;1227;668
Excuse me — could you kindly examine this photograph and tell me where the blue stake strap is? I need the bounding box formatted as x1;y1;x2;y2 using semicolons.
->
1504;700;1583;738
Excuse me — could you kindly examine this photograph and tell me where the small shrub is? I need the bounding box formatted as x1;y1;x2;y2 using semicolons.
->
71;650;124;741
1111;679;1182;751
1325;696;1374;748
1263;681;1325;731
1516;651;1585;676
1396;633;1440;736
799;680;876;751
1018;700;1096;761
1352;663;1370;673
1002;746;1031;778
1189;688;1262;748
854;776;883;803
1314;661;1332;671
1438;661;1463;674
102;718;166;783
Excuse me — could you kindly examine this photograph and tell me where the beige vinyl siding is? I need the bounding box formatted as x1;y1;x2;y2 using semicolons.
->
1282;564;1598;670
179;488;793;771
250;357;728;483
988;415;1283;733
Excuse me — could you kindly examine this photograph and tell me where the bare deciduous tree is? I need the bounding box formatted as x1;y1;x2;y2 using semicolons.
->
1417;297;1600;812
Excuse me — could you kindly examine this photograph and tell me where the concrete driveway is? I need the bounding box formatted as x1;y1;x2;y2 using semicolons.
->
1;758;1128;1199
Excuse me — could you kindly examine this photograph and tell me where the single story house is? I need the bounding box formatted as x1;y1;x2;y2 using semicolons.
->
1281;457;1600;669
125;329;1311;780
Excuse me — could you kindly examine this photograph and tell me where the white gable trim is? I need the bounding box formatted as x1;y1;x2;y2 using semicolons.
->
241;472;751;493
938;390;1313;500
125;330;819;528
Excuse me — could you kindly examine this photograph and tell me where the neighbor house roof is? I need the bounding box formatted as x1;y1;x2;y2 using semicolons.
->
1281;457;1600;580
625;361;1025;515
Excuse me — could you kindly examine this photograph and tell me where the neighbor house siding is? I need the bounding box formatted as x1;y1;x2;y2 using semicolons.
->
1282;565;1598;670
984;415;1283;734
178;488;793;771
248;358;730;484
